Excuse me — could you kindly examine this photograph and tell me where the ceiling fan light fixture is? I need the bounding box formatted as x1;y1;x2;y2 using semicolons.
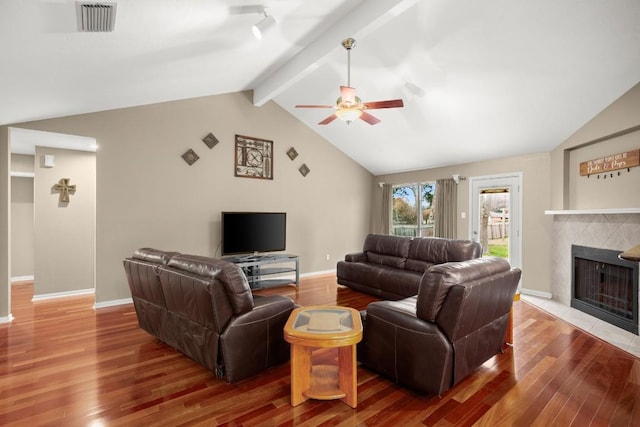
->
335;108;363;123
252;9;276;40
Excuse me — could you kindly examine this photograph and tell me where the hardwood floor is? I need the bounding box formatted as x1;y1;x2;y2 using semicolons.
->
1;275;639;426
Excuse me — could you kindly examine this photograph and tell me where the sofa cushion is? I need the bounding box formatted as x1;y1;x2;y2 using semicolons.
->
363;234;411;268
168;255;254;315
416;257;511;322
133;247;180;265
378;268;423;300
336;261;384;291
405;238;482;272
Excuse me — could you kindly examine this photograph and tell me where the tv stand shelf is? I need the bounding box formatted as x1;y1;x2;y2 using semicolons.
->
223;254;299;290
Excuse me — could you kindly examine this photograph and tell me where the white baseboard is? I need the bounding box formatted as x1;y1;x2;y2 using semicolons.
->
520;288;552;299
300;269;336;278
11;275;34;283
32;288;95;302
0;314;14;324
94;297;133;309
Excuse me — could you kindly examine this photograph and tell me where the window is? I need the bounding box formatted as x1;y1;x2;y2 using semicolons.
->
392;182;435;237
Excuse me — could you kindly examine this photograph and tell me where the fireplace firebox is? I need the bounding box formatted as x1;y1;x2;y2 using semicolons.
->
571;245;639;335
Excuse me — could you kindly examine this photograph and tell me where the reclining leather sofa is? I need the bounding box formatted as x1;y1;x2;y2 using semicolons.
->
337;234;482;300
358;256;521;395
123;248;295;383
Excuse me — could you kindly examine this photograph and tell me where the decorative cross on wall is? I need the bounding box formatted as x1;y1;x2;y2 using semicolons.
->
54;178;76;203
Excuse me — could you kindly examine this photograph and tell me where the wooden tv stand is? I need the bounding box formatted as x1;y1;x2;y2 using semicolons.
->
223;253;299;289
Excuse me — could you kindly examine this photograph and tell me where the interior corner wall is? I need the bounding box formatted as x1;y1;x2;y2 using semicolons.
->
550;81;640;210
372;152;552;295
0;127;10;320
11;91;374;303
34;147;95;296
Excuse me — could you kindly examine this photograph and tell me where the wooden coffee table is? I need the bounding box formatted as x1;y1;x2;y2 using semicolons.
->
283;306;363;408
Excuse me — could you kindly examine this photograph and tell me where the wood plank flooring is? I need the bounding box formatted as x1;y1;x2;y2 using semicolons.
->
1;275;639;426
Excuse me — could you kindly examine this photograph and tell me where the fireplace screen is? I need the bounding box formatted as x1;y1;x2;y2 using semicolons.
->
571;245;638;335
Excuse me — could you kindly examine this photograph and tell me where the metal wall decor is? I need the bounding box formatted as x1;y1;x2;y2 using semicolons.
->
54;178;76;203
299;163;310;177
287;147;298;160
234;134;273;179
182;149;200;165
202;132;219;149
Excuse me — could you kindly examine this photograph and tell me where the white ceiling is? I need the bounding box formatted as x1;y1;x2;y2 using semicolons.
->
2;0;640;175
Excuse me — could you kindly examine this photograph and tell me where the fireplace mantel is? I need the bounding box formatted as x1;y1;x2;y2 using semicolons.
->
545;208;640;215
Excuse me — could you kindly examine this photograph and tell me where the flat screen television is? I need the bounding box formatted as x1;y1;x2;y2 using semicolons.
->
221;212;286;256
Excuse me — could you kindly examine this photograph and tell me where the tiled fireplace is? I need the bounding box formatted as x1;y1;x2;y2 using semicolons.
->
549;210;640;332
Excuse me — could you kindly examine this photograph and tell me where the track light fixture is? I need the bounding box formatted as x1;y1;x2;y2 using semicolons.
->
252;8;276;40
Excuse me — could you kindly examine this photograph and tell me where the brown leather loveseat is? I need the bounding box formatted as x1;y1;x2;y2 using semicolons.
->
123;248;295;383
337;234;482;300
358;256;521;395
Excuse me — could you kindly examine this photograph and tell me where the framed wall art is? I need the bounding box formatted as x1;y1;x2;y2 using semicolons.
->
234;135;273;179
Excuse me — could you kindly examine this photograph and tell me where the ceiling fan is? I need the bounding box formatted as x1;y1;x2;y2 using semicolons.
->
295;38;404;125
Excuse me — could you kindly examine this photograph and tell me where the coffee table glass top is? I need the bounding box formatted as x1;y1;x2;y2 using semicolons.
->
292;308;354;333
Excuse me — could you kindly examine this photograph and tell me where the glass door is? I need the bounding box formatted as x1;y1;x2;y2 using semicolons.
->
469;174;521;269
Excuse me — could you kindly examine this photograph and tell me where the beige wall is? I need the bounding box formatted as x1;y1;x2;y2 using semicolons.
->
10;154;35;280
10;176;34;279
8;92;374;303
372;152;552;294
0;127;10;320
34;147;96;296
11;153;34;173
551;82;640;209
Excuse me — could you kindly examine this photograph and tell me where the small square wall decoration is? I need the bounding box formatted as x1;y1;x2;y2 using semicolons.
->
182;149;200;165
299;163;310;177
202;132;219;149
287;147;298;160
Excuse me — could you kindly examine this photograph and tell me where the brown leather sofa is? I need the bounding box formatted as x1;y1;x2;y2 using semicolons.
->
337;234;482;300
358;256;521;395
123;248;295;383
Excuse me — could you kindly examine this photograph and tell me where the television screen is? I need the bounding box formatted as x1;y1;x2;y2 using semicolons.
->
221;212;286;256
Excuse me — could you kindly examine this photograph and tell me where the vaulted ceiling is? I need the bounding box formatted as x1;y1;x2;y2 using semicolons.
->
2;0;640;175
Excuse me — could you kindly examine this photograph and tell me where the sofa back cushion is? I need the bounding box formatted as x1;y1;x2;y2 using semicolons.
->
132;247;180;265
167;255;254;315
363;234;411;269
416;257;512;323
405;238;482;272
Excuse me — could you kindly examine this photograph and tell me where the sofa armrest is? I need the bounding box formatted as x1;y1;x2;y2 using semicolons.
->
359;298;454;395
219;295;294;382
344;252;366;262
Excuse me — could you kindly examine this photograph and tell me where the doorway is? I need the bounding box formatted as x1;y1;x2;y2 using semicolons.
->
8;128;97;308
469;173;522;269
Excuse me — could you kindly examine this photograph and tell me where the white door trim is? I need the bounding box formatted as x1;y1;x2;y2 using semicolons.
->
468;172;522;269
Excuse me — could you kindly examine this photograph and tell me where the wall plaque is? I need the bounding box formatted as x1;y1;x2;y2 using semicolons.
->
579;149;639;176
234;135;273;179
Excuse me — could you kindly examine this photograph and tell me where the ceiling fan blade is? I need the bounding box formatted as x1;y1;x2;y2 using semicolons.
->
360;111;381;125
340;86;356;105
363;99;404;109
295;104;333;109
319;114;338;125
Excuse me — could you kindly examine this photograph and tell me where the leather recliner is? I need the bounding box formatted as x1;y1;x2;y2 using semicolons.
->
358;256;521;395
123;248;295;383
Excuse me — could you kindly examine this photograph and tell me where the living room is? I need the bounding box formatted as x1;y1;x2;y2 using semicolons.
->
1;1;640;424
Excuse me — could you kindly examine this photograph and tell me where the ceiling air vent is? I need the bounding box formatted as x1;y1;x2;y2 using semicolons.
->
76;2;117;32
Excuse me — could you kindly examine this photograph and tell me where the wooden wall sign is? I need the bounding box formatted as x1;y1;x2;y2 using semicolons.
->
579;149;639;176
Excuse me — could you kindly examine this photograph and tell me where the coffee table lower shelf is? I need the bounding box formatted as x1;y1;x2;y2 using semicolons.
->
304;365;346;400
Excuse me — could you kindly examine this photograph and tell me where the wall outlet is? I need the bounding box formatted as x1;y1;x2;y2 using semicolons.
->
461;211;466;219
326;253;330;261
